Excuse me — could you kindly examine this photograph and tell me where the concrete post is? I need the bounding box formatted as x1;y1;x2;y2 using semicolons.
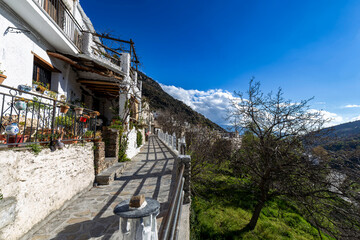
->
177;155;191;204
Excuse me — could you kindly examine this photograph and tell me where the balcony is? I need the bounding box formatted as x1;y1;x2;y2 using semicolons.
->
0;84;99;148
34;0;83;50
3;0;83;54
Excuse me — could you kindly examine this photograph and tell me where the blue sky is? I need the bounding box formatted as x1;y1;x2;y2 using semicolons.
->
82;0;360;127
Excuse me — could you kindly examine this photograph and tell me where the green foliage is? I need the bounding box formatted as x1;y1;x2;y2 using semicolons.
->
191;167;334;240
118;130;130;162
0;189;3;200
28;143;42;155
84;130;94;138
110;120;123;130
55;115;74;128
27;97;51;112
136;130;143;147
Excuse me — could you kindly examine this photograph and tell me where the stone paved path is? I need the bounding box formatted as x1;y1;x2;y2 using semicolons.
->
29;136;177;240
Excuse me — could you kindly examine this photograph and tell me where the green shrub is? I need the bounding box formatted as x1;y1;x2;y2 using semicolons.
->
118;134;130;162
29;143;42;155
136;130;142;147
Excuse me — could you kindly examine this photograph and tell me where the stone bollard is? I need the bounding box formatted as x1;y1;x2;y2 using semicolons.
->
114;197;160;240
177;155;191;204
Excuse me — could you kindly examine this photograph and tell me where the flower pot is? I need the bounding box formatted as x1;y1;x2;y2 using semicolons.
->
79;117;87;123
0;74;6;84
18;85;32;92
63;136;79;144
90;111;100;118
7;135;28;147
15;101;27;110
5;123;19;135
93;138;102;143
35;85;46;94
60;105;70;114
74;107;84;115
0;134;7;144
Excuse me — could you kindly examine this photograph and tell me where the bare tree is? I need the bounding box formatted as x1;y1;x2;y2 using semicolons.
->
229;80;360;238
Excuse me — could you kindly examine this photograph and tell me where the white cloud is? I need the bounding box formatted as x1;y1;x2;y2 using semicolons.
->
351;115;360;121
160;84;235;127
344;104;360;108
160;83;346;129
309;109;344;127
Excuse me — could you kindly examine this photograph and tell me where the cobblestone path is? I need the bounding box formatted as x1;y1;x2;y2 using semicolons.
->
29;136;176;240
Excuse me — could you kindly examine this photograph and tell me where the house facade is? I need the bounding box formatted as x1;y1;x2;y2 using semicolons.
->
0;1;145;239
0;0;143;157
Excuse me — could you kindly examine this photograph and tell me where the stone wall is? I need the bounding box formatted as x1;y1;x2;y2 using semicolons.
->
103;127;119;158
0;143;95;240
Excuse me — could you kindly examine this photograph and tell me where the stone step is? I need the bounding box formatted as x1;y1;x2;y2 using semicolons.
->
95;161;129;185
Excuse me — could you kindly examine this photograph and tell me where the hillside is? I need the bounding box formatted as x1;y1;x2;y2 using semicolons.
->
323;120;360;139
137;71;225;132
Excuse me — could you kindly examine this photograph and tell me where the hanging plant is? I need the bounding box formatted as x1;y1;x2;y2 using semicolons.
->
74;107;84;115
60;105;70;114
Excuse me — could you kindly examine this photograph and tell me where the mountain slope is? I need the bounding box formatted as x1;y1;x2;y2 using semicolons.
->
323;120;360;139
137;71;225;132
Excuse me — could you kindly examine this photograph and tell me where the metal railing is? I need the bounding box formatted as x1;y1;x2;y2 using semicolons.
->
159;164;185;240
34;0;83;49
0;84;97;148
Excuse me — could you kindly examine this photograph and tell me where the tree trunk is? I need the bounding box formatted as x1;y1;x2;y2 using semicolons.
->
246;201;265;230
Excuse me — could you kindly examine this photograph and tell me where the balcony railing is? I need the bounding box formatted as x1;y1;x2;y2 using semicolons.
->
34;0;83;49
0;84;98;148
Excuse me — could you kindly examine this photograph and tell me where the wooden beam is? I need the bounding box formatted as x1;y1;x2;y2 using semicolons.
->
32;51;61;73
47;51;123;81
78;79;120;86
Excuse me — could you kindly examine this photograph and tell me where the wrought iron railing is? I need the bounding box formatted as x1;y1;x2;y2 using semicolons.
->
0;84;98;148
34;0;83;49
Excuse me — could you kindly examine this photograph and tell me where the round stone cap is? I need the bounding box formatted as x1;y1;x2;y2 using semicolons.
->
113;197;160;218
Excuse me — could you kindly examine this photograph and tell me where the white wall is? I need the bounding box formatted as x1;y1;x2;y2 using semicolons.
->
0;5;85;103
0;143;95;240
127;128;142;159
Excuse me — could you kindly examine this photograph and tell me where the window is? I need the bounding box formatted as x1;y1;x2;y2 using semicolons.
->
32;63;51;89
31;52;60;90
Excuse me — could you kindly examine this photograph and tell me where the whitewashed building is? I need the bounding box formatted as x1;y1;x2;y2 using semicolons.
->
0;0;143;157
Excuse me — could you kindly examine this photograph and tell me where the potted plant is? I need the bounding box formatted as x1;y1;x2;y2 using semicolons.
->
79;116;87;122
90;111;100;118
74;107;84;115
83;130;93;142
7;134;29;147
0;63;6;84
14;98;27;110
33;81;49;94
93;131;102;142
18;84;32;92
59;95;70;113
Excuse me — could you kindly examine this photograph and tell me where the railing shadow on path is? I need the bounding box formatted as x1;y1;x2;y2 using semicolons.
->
49;135;177;240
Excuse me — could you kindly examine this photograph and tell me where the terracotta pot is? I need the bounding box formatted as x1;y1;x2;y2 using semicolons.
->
60;105;70;114
0;134;7;144
90;111;100;118
93;138;102;143
0;74;6;84
7;135;28;147
62;136;79;144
